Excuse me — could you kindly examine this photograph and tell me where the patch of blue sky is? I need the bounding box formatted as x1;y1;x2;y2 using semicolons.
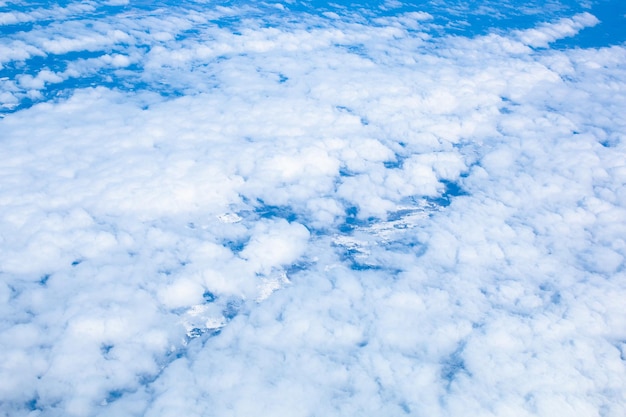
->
0;20;35;35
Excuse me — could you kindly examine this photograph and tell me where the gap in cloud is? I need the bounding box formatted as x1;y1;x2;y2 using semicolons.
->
180;293;246;344
337;205;373;233
104;389;125;404
383;153;407;168
222;238;248;254
441;341;470;390
202;290;216;303
425;179;469;207
25;396;40;412
38;274;51;286
0;21;36;35
331;196;439;271
254;199;300;223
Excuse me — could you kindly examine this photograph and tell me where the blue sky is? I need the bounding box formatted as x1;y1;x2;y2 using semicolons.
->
1;1;625;416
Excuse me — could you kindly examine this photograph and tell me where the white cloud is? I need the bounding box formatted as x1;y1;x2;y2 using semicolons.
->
0;3;96;27
0;11;34;25
0;40;45;68
39;29;132;55
514;12;600;48
17;69;64;89
240;219;310;274
0;2;625;417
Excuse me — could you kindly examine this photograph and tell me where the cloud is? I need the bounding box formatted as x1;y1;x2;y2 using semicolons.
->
514;12;600;47
0;2;625;417
0;3;96;26
0;11;34;25
0;40;45;68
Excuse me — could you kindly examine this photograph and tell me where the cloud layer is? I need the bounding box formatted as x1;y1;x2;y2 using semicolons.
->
1;1;625;416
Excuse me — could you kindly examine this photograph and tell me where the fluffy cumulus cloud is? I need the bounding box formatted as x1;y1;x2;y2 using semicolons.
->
1;1;625;416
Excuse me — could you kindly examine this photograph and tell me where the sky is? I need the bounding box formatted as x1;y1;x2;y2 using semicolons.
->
1;1;625;416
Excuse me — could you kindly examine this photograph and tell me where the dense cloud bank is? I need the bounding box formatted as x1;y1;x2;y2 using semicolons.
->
1;1;625;416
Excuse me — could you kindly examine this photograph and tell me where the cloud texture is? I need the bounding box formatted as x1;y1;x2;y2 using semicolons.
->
1;1;625;416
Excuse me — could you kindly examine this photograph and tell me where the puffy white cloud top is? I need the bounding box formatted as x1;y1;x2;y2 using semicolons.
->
1;1;625;416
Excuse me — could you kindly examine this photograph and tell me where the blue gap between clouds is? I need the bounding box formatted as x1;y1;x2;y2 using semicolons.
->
334;177;468;271
441;341;470;390
254;199;299;222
